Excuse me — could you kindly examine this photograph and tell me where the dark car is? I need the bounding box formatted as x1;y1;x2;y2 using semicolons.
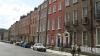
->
20;41;25;47
22;42;31;48
32;43;46;52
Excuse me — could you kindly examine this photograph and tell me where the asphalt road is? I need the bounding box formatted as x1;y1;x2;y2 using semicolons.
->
0;42;66;56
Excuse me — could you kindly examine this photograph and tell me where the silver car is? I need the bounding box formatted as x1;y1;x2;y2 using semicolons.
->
33;43;46;52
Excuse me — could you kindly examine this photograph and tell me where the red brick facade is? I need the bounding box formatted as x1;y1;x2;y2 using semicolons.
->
47;0;65;48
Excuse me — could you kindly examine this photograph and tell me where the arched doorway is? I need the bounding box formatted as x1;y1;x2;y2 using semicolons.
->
64;31;70;47
56;33;62;47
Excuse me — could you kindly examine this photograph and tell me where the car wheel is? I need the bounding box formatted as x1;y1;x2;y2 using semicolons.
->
37;48;39;51
43;49;46;52
33;48;35;50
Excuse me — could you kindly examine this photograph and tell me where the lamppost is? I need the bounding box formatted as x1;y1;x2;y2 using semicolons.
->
90;0;95;53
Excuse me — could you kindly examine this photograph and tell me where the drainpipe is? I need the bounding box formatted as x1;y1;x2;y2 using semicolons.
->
90;0;94;53
45;0;49;47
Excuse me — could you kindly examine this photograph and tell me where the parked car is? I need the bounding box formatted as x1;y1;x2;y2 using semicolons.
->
33;43;46;52
15;42;21;46
20;41;25;46
22;42;31;48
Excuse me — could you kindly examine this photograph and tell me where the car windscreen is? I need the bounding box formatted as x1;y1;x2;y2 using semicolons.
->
37;43;43;46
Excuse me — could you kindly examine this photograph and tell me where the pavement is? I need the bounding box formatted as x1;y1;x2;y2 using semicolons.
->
47;49;88;56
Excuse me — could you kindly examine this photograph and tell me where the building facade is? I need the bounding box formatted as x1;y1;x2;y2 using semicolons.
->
35;6;40;43
18;14;31;42
94;0;100;48
3;30;9;41
64;0;91;47
0;29;7;41
9;21;19;42
30;9;38;43
39;0;48;45
47;0;65;49
64;0;100;53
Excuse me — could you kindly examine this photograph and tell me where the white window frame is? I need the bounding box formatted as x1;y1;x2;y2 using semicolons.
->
96;27;100;46
58;16;61;29
49;0;52;4
73;0;78;4
53;4;56;13
65;0;70;6
82;0;88;17
73;10;78;24
58;2;62;11
95;1;100;19
52;19;55;30
67;12;70;22
65;12;70;25
52;0;56;3
48;7;52;14
82;7;88;17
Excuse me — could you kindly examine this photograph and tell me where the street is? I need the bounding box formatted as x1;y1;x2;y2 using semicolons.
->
0;42;66;56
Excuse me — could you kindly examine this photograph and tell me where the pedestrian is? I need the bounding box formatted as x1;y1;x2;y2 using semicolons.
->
71;46;76;56
77;45;81;56
71;44;76;56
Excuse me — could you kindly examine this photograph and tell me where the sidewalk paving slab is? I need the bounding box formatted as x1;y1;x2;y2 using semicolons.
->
47;49;88;56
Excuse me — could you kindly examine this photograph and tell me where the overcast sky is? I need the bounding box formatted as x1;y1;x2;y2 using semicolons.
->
0;0;44;29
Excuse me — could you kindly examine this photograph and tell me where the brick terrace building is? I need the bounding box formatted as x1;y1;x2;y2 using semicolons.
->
30;8;38;43
39;0;48;45
19;14;31;42
10;24;16;41
64;0;100;53
64;0;93;49
47;0;65;49
94;0;100;48
35;6;40;43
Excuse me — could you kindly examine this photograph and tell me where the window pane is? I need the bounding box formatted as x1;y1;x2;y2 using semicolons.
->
82;0;88;17
73;0;78;3
82;31;88;46
96;1;100;19
49;0;52;4
53;4;56;13
58;16;61;29
65;0;69;6
97;28;100;45
52;19;55;30
73;10;78;24
83;7;88;17
58;2;62;10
